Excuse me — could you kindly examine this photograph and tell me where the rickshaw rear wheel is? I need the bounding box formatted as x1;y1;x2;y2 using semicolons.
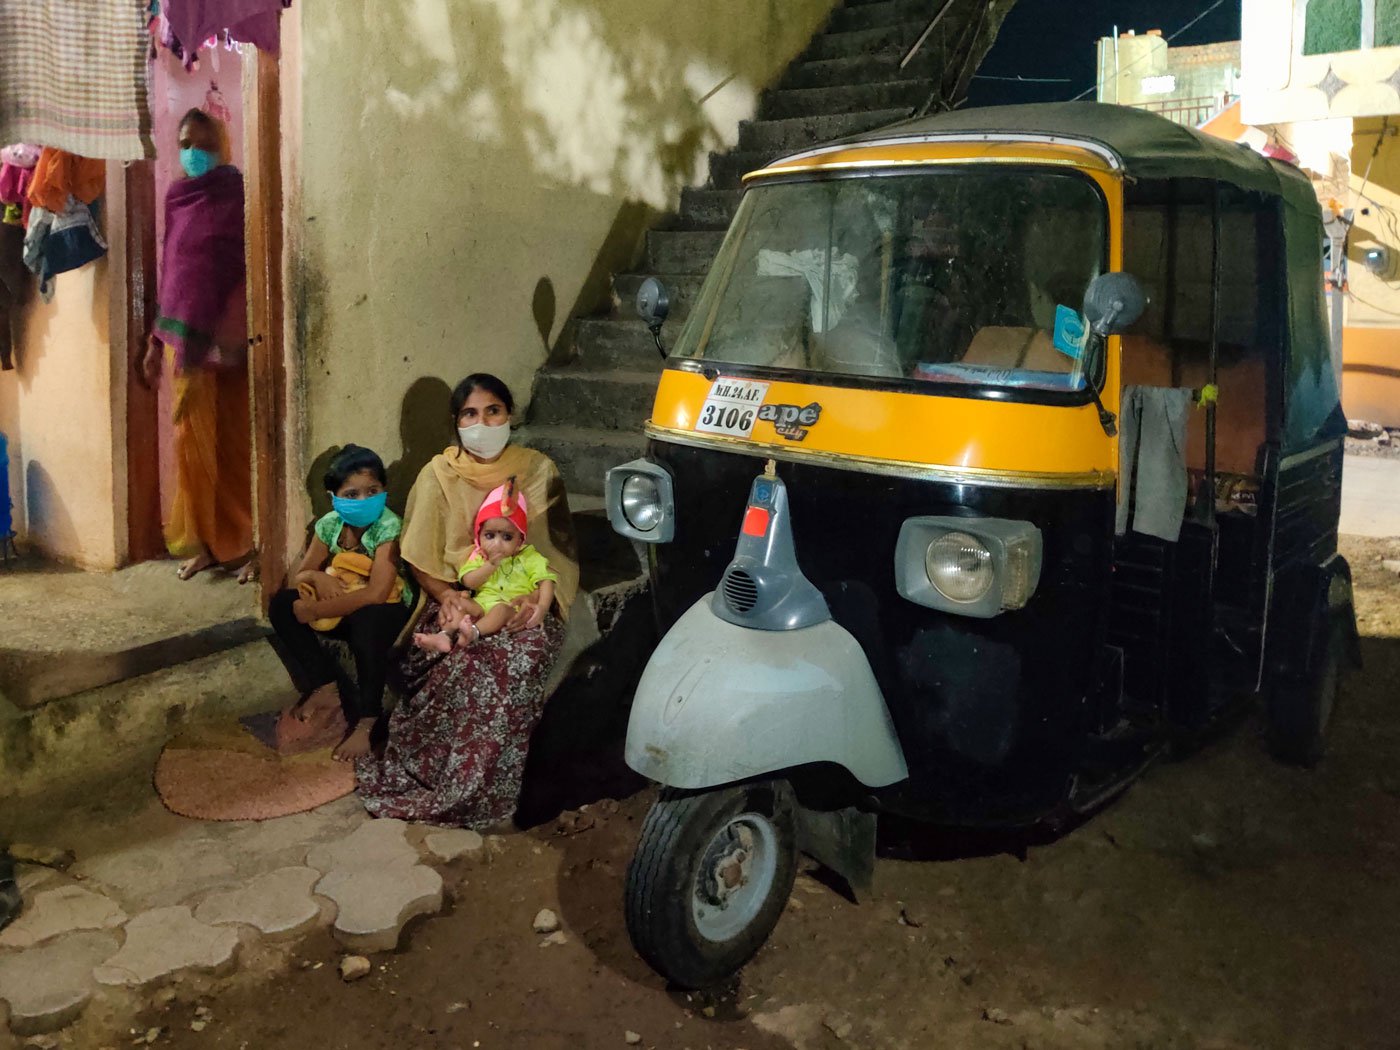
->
1267;619;1343;768
625;781;798;989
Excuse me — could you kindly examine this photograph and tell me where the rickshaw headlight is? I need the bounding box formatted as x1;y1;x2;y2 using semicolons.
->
605;460;675;543
621;474;662;532
925;531;994;604
895;517;1043;618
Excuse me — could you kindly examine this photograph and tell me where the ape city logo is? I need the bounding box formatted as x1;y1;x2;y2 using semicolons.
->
758;401;823;442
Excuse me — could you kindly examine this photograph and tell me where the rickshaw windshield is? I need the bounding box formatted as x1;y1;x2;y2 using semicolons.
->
673;168;1108;396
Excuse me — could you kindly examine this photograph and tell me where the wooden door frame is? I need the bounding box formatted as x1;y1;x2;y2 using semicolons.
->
245;49;289;613
112;160;163;564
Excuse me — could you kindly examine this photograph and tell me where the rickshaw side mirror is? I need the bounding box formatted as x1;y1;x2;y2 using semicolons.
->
636;277;670;329
1082;272;1146;337
636;277;671;359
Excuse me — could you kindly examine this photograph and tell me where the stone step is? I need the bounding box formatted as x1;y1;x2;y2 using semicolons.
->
737;108;911;152
707;149;788;189
803;20;928;62
644;229;727;275
828;0;934;33
610;273;707;328
572;504;645;592
780;49;939;91
530;368;659;430
570;317;669;371
676;186;743;230
517;426;649;498
758;79;927;120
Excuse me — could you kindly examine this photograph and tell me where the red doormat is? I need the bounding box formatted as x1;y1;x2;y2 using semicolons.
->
154;709;356;821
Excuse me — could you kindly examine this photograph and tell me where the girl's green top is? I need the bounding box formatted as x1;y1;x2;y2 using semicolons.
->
312;508;414;605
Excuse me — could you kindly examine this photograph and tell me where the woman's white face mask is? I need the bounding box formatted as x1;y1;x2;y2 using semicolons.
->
458;421;511;459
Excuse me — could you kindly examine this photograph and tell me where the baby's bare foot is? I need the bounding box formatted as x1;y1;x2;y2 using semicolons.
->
413;632;453;654
333;724;373;762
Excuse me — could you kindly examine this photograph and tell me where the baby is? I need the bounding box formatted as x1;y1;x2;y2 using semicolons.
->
413;479;557;652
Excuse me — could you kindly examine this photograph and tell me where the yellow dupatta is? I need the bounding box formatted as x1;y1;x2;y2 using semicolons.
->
399;444;580;621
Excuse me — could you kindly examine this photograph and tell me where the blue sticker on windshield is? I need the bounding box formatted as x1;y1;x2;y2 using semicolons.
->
1053;304;1087;360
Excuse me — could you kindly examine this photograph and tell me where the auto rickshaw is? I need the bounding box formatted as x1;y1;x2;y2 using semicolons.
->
603;102;1358;989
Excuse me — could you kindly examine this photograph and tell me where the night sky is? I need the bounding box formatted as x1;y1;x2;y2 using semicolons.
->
965;0;1243;108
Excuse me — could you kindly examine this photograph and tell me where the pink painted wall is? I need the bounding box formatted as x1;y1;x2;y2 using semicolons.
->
150;45;246;523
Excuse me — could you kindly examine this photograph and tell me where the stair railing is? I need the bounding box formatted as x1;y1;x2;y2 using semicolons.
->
904;0;995;118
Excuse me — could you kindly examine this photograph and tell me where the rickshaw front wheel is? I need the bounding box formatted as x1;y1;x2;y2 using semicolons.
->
625;781;798;989
1267;619;1343;768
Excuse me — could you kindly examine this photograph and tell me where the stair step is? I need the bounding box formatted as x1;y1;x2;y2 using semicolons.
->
531;368;659;430
517;426;648;498
570;317;670;371
572;505;645;592
759;79;926;120
610;273;707;327
738;108;911;152
828;0;933;33
707;150;788;190
781;49;939;91
676;187;743;230
803;21;928;62
645;229;727;275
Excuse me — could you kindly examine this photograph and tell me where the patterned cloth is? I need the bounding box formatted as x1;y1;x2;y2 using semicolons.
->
355;602;565;827
0;0;154;161
313;508;413;606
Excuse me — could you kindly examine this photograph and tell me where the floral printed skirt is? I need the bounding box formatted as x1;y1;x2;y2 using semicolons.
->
355;600;565;827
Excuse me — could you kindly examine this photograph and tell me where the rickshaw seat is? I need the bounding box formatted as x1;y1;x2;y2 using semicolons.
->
964;326;1059;370
1120;336;1264;477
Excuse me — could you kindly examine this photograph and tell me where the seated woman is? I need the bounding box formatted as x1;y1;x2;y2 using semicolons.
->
355;373;579;828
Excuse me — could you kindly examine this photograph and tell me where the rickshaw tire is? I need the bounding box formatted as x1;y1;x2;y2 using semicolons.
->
625;782;798;989
1266;619;1343;769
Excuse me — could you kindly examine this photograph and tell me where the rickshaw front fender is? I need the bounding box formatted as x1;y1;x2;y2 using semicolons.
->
625;596;909;790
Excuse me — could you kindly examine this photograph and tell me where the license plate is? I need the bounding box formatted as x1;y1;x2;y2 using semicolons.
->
694;377;769;439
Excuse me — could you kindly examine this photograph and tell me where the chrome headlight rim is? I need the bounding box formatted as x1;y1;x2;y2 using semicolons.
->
605;458;676;544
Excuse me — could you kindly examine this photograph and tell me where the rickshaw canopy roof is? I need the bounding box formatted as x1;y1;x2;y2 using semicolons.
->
826;102;1319;220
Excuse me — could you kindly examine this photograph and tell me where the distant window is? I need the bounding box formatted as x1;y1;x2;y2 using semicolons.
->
1303;0;1362;54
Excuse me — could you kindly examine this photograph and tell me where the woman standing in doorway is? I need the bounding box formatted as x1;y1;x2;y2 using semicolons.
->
140;108;255;583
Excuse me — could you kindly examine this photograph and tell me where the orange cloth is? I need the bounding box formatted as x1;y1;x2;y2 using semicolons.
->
165;358;253;564
26;148;105;213
296;551;404;631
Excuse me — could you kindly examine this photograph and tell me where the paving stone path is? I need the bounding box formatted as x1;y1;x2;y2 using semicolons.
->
0;800;480;1035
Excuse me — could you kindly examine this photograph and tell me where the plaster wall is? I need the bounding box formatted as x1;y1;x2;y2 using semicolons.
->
1344;115;1400;423
0;257;121;569
293;0;839;510
1242;0;1400;123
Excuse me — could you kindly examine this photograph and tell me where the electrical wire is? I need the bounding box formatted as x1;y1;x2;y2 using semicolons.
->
1069;0;1231;102
1347;289;1400;319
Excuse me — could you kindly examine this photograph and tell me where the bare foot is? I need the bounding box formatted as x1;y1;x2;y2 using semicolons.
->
236;554;259;586
333;723;373;762
295;682;340;723
176;550;215;580
413;632;454;654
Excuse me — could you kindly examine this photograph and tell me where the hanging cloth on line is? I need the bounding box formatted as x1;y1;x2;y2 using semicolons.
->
0;0;153;160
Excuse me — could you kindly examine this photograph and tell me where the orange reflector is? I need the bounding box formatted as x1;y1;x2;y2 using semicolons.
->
742;506;770;537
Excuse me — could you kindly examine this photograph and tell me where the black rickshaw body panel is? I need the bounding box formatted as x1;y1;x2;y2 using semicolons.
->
644;437;1118;827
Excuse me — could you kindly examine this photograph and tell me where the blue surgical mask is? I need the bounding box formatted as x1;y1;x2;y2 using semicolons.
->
179;147;219;178
332;491;388;529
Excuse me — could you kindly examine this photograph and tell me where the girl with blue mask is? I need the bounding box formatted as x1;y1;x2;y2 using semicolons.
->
268;444;415;762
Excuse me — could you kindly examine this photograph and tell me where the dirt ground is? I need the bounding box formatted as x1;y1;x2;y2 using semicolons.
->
15;536;1400;1050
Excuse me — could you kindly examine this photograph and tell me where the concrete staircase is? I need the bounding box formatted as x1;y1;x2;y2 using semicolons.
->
523;0;1010;497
